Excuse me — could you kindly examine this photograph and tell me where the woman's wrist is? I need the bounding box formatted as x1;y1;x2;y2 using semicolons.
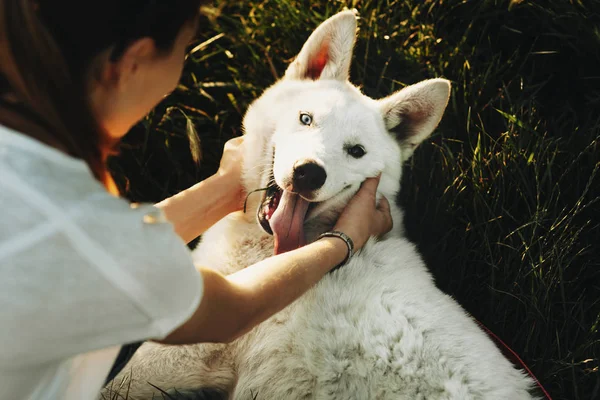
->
313;236;349;271
317;231;354;270
213;169;245;216
332;224;363;250
155;171;243;243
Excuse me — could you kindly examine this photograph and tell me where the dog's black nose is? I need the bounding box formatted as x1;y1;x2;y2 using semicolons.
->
292;161;327;193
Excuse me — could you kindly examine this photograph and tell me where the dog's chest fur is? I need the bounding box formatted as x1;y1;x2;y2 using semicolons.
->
192;217;535;400
192;214;274;275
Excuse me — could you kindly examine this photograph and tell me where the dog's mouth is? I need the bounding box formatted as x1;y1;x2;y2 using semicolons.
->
257;183;319;255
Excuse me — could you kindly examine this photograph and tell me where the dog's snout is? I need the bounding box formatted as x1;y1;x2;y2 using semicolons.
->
292;160;327;193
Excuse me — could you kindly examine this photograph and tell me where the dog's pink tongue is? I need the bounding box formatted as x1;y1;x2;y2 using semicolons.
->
270;190;309;255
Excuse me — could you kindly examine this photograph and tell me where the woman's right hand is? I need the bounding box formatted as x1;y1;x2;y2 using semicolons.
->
333;174;393;250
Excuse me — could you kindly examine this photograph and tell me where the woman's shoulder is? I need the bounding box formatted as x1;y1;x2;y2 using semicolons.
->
0;123;90;171
0;124;105;204
0;125;203;366
0;125;199;284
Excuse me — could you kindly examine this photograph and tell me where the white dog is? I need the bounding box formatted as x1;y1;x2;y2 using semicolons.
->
104;10;538;400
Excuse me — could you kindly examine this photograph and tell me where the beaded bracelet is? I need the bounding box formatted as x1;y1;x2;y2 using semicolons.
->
317;230;355;271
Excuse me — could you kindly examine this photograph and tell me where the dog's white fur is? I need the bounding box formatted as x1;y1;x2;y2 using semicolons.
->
103;10;537;400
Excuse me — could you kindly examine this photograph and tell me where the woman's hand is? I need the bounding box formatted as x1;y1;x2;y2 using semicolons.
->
333;174;393;250
216;136;246;214
155;135;247;243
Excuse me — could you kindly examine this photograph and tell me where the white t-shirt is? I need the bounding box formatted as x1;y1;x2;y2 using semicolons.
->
0;125;203;399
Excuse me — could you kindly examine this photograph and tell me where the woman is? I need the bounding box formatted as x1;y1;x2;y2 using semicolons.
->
0;1;392;399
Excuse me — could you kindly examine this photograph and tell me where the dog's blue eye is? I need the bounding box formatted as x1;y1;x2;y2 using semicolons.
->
347;145;366;158
299;113;312;126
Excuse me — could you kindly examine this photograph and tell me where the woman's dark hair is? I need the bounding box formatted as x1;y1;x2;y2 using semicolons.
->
0;1;207;194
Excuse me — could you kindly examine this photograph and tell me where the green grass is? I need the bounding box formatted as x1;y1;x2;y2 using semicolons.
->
108;1;600;399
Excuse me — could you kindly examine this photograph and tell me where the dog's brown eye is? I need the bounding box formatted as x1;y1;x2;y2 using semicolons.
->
347;145;366;158
299;112;313;125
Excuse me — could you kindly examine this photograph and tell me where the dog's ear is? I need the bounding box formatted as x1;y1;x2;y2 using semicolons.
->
379;78;451;160
284;10;358;81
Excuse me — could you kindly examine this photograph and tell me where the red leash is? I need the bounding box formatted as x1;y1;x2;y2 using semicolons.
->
475;319;553;399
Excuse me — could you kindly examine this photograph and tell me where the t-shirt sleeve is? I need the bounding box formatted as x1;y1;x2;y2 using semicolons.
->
0;187;203;367
76;193;204;339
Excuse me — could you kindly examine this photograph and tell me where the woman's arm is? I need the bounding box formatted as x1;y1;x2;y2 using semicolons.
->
160;236;348;344
155;137;246;243
158;176;392;345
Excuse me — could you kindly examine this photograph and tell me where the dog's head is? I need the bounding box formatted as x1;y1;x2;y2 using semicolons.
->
240;10;451;254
